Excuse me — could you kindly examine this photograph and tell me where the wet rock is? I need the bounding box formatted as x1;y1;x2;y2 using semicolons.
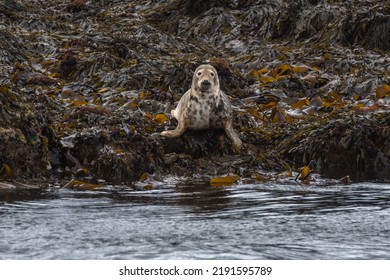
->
0;180;41;191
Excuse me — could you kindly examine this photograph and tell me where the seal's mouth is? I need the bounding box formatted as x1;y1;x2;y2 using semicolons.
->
199;80;212;91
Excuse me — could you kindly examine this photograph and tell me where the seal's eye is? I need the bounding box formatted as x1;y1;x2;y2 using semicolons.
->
197;72;202;76
210;72;215;77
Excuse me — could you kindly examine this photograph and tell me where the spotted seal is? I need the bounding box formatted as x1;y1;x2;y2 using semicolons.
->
161;64;242;148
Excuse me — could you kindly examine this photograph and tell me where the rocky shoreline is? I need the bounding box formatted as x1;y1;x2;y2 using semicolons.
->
1;0;389;188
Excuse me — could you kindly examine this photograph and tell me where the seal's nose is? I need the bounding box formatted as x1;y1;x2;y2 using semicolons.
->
201;80;211;86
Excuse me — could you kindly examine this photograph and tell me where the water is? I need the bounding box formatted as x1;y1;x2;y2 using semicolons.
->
0;181;389;259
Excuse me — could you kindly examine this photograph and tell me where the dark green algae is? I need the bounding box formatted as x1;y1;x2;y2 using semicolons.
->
1;0;390;188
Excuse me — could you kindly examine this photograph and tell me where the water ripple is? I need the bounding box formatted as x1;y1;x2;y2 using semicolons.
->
1;182;389;259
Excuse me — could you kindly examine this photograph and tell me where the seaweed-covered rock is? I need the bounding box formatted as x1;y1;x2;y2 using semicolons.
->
1;0;390;184
0;86;51;179
281;112;390;180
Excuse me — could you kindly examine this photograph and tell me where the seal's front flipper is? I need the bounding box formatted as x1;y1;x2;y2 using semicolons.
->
224;119;243;149
161;115;187;138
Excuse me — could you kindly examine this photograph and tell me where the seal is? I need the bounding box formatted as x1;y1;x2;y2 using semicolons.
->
161;64;242;148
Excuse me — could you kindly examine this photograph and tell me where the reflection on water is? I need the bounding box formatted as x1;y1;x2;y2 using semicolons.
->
0;181;389;259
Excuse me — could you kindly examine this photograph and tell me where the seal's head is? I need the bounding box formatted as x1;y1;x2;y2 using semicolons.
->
192;64;220;95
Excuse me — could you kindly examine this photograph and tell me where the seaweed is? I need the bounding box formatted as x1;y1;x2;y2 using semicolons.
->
1;0;390;186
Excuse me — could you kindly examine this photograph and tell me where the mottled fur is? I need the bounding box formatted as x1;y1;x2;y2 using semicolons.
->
161;64;242;148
